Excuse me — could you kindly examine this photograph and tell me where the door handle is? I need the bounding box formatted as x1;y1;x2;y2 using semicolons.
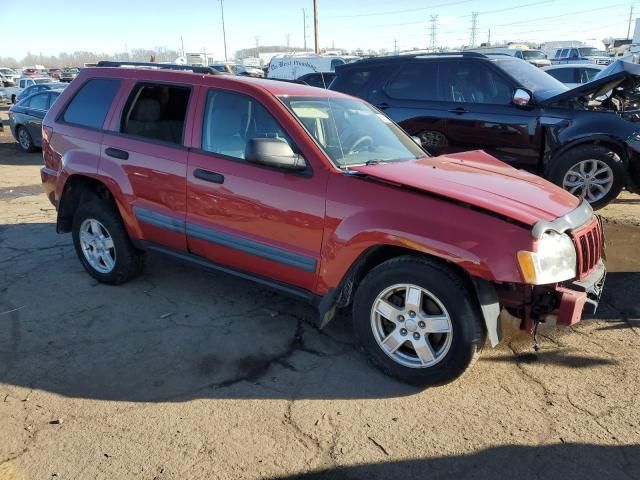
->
448;107;467;114
194;168;224;184
105;147;129;160
376;102;390;110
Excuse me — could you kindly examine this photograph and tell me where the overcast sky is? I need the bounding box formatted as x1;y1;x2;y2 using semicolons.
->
1;0;637;59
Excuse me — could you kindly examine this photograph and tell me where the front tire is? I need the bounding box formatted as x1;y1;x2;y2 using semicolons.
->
548;145;625;210
352;256;484;386
72;200;144;285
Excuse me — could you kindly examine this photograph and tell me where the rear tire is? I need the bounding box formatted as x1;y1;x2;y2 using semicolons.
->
548;145;625;210
16;126;36;153
72;200;144;285
352;256;484;386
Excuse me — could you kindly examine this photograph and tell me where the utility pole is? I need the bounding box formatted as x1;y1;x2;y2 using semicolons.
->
220;0;228;61
254;36;260;59
313;0;319;54
627;5;634;40
302;8;308;51
394;39;397;54
470;12;479;47
487;29;491;46
430;15;438;51
180;36;185;58
285;33;291;48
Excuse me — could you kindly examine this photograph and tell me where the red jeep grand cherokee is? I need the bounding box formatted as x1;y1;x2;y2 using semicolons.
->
40;62;606;386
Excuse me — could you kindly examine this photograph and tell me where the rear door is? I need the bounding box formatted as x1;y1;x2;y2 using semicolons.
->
367;60;451;156
185;88;327;291
101;80;193;252
436;59;542;171
22;92;50;143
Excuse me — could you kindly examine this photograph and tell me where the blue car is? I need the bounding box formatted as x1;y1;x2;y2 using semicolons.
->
9;90;62;152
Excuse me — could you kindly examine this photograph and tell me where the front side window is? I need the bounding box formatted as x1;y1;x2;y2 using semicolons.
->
384;62;438;101
121;83;190;145
439;61;512;104
63;78;120;129
202;90;295;161
581;68;600;83
547;68;576;84
280;96;424;167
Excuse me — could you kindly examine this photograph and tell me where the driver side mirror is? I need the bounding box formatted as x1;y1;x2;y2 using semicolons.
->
512;88;532;107
245;138;307;171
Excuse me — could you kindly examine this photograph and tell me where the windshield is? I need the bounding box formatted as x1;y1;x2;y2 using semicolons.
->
493;57;567;101
578;48;600;57
522;50;546;60
280;96;425;167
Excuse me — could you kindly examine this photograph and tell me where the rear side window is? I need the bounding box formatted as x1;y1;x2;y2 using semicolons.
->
120;83;190;145
29;93;49;110
384;62;438;101
331;66;383;96
62;78;120;129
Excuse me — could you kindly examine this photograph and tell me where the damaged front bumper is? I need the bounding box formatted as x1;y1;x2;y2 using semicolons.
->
555;260;606;326
494;259;606;335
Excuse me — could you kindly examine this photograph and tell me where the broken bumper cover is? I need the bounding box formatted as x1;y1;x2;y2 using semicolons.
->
556;260;606;326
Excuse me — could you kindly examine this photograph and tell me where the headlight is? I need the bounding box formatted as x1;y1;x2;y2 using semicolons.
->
517;232;576;285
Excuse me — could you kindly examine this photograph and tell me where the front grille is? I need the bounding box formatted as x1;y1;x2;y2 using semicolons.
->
572;218;603;278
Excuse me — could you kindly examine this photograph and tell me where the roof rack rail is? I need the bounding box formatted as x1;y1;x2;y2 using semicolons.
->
413;51;487;58
95;61;219;75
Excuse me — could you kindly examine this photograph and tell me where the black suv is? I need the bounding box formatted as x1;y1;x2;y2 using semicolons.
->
331;53;640;209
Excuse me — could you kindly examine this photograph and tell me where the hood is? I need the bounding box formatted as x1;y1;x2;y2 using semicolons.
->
529;59;551;67
349;151;579;225
541;60;639;105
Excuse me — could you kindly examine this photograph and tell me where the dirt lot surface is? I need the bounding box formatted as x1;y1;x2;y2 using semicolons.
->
1;111;639;479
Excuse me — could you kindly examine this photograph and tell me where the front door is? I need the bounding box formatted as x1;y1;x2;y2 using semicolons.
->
437;59;542;172
186;88;327;291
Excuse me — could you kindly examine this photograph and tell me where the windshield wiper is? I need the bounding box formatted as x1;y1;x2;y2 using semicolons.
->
364;159;386;165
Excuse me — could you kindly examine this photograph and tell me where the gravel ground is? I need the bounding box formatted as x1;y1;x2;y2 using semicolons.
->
0;114;639;480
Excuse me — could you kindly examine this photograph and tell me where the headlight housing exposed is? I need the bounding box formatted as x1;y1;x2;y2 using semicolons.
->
517;232;577;285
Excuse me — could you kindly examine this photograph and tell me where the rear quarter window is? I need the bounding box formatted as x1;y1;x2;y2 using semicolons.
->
62;78;120;129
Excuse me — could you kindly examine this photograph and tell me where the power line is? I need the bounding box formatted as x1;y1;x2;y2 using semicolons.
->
323;0;473;19
372;0;556;29
495;1;636;27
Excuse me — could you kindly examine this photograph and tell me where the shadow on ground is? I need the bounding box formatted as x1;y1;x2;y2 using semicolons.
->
268;443;640;480
0;222;637;403
0;141;42;166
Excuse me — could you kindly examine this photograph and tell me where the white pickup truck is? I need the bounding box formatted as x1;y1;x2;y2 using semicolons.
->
4;77;52;103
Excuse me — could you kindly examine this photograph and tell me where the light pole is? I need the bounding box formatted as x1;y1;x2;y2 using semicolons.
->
220;0;228;61
313;0;319;54
302;8;307;51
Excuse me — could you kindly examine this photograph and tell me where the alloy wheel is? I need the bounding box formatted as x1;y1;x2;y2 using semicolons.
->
18;128;31;151
79;218;116;274
370;283;453;368
563;159;614;203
